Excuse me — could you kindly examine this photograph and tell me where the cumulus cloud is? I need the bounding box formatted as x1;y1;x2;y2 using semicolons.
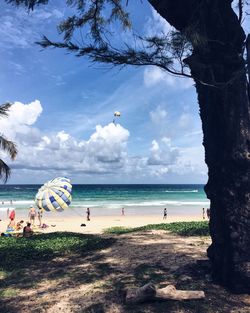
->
15;124;129;174
0;100;42;140
0;100;207;181
148;137;179;166
170;146;207;176
0;100;130;176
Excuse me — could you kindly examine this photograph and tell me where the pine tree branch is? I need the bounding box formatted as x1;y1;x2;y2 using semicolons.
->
37;34;192;78
0;103;12;117
0;159;11;183
0;135;18;160
5;0;49;10
238;0;244;23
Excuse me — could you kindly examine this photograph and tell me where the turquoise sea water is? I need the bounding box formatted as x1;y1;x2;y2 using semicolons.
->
0;184;210;217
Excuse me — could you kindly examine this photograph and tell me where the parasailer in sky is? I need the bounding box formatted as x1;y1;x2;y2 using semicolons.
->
113;111;121;125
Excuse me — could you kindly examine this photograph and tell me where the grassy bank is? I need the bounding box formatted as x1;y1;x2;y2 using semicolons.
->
104;221;209;236
0;232;114;271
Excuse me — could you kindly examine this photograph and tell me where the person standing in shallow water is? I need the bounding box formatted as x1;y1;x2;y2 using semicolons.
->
202;208;205;220
121;207;125;216
163;208;167;220
86;208;90;221
206;208;210;220
28;205;36;226
38;210;43;227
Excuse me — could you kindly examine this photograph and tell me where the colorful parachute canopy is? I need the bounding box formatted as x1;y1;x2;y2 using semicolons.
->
114;111;121;117
35;177;72;212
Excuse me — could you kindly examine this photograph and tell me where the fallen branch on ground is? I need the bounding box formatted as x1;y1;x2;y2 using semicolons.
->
126;282;205;304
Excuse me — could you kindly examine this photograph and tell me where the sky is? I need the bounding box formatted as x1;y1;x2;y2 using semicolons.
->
0;0;209;184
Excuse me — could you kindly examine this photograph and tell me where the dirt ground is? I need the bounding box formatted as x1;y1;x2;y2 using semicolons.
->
0;230;249;313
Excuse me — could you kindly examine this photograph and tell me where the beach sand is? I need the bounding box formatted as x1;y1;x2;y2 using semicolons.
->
0;213;206;234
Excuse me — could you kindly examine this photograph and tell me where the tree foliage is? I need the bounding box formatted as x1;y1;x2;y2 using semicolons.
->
7;0;194;78
0;103;18;183
7;0;249;85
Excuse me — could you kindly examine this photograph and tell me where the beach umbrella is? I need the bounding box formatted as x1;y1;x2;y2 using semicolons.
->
35;177;72;212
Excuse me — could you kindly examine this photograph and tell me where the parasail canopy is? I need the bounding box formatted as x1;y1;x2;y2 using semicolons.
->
114;111;121;117
35;177;72;212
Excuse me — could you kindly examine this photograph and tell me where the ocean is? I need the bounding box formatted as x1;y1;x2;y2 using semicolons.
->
0;184;210;218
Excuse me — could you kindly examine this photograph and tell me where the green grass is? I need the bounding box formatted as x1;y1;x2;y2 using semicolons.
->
0;232;114;271
104;221;209;236
0;287;19;298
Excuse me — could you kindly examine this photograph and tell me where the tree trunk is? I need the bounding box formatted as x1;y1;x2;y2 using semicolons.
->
149;0;250;293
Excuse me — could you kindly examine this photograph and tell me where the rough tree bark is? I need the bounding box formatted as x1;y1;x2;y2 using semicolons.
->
149;0;250;293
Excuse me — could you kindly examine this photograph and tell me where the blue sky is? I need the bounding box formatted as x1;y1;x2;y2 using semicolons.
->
0;0;208;184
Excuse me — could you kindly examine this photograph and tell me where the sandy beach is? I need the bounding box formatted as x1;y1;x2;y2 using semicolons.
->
0;213;206;234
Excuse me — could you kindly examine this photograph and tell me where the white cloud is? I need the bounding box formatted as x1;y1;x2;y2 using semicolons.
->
144;66;193;89
0;5;64;50
13;122;130;174
0;14;34;48
84;123;129;163
170;146;207;176
148;137;179;166
150;106;167;124
0;100;42;140
56;131;70;142
0;100;206;182
0;100;130;176
178;113;192;128
145;8;172;36
34;9;64;20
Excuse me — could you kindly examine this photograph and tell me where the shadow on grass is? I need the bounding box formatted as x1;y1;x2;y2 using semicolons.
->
0;232;114;271
0;231;249;313
0;232;115;310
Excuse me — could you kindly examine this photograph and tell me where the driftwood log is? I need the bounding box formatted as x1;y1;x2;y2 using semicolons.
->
126;283;205;304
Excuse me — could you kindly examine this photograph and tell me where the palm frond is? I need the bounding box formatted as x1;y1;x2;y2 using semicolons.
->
0;159;11;183
0;135;18;160
0;103;12;118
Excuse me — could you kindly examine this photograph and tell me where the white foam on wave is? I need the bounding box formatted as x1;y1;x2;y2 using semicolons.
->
122;200;209;207
0;207;15;212
71;199;210;209
11;200;34;205
164;190;199;193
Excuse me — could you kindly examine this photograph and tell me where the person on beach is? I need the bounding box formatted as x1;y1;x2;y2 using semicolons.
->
7;208;9;219
86;208;90;221
202;208;205;220
15;220;24;231
23;222;33;238
28;205;36;226
163;208;167;220
9;209;15;220
1;232;12;237
121;207;125;216
206;208;211;219
7;218;15;232
38;210;43;227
